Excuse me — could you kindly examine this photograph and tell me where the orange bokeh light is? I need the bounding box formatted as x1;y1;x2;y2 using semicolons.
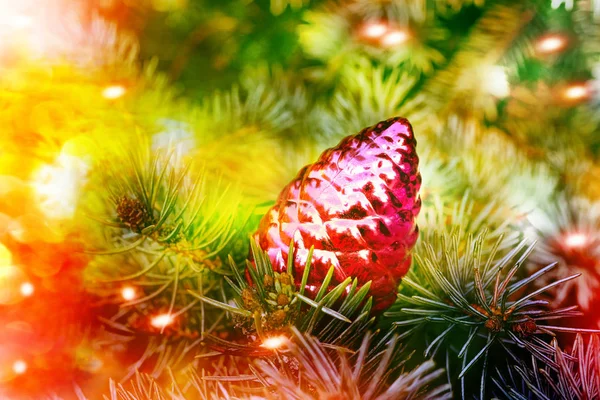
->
565;232;588;248
20;282;34;297
12;360;27;375
563;84;590;101
361;22;387;39
536;34;568;54
381;30;409;47
151;313;174;328
121;286;136;301
102;85;126;100
260;335;288;350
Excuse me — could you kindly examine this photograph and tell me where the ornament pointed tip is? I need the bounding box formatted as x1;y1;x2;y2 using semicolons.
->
364;117;415;143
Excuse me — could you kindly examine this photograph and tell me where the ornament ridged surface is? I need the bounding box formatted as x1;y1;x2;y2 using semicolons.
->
254;117;422;311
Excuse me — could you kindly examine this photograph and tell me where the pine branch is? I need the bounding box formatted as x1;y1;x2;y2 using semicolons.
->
385;227;593;398
493;335;600;399
187;239;376;348
418;193;523;257
323;60;424;139
421;1;532;120
431;117;560;216
254;326;452;399
84;143;246;339
524;195;600;311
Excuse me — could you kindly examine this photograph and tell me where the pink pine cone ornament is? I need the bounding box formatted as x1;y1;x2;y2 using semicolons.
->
253;117;422;312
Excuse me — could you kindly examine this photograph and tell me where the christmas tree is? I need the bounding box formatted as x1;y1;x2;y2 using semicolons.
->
1;0;600;398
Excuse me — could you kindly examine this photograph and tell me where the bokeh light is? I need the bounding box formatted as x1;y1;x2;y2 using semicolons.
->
565;232;588;248
563;83;590;101
261;335;288;350
0;265;27;304
32;151;90;220
102;85;126;100
20;282;34;297
151;313;174;328
12;360;27;375
121;286;136;301
536;34;568;54
361;22;387;38
381;30;408;47
484;66;510;98
0;242;12;266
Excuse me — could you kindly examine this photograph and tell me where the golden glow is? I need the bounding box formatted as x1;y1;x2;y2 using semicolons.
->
484;66;510;98
381;30;409;47
102;85;126;100
362;22;387;38
151;313;174;328
563;84;590;101
0;265;26;305
20;282;34;297
260;335;288;350
8;15;32;29
32;152;90;220
0;242;12;266
121;286;136;301
12;360;27;375
536;35;567;54
565;232;588;248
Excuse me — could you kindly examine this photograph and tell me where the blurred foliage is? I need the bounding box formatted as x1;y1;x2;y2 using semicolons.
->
4;0;600;398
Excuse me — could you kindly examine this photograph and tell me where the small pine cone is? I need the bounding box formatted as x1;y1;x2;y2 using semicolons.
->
253;117;421;312
279;273;291;286
263;274;274;288
242;288;260;311
513;316;537;336
276;293;290;306
485;316;503;333
116;196;149;232
267;309;288;328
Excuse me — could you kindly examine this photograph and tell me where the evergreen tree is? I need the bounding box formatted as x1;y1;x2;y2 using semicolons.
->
1;0;600;398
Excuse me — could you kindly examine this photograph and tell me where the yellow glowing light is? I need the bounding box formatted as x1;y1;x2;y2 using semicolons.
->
565;233;588;248
151;313;174;328
32;152;90;220
536;35;567;54
0;265;26;305
362;22;388;38
484;66;510;98
563;84;590;101
12;360;27;375
261;335;288;350
381;30;409;47
8;15;32;29
0;242;12;267
20;282;34;297
102;85;126;100
121;286;136;301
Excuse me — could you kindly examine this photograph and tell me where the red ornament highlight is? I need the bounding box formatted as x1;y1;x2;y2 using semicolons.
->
253;117;422;311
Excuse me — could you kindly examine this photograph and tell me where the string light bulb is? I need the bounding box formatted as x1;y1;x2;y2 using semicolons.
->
102;85;126;100
121;286;136;301
361;21;388;38
565;232;588;248
536;34;568;55
562;83;590;101
381;29;409;47
261;335;289;350
20;282;34;297
12;360;27;375
151;313;174;328
484;66;510;98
